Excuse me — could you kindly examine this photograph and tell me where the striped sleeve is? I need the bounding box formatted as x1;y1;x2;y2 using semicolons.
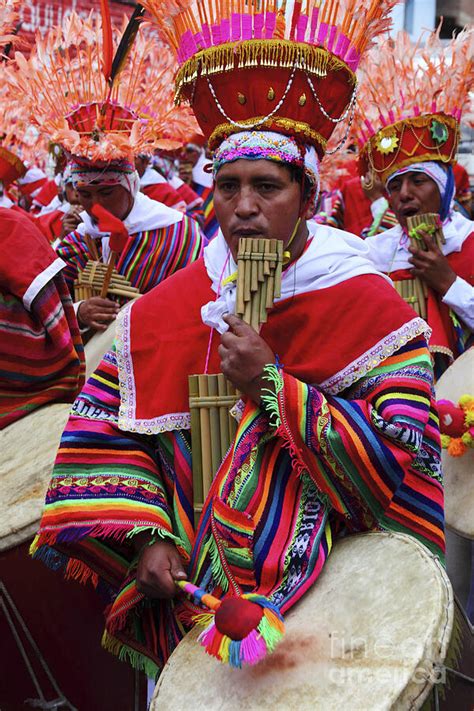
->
56;230;90;292
261;335;444;558
362;207;399;238
117;216;204;293
314;190;345;230
0;273;85;428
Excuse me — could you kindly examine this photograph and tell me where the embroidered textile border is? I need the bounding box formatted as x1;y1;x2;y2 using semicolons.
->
116;309;431;432
319;317;432;395
116;302;191;434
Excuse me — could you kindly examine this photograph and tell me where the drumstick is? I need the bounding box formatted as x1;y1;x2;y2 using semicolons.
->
175;580;284;668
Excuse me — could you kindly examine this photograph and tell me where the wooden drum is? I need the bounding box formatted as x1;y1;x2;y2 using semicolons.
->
152;532;472;711
0;403;145;710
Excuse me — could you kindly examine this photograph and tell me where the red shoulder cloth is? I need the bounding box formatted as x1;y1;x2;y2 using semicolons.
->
143;183;183;208
391;232;474;358
116;258;427;432
341;177;373;236
0;207;61;303
36;209;64;242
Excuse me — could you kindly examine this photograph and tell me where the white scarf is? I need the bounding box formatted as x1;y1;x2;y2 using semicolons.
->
202;223;391;333
192;151;213;189
139;165;167;188
37;195;70;217
76;192;183;262
0;194;13;208
365;211;474;273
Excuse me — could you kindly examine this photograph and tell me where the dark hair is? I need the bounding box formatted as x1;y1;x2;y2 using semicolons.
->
286;163;313;202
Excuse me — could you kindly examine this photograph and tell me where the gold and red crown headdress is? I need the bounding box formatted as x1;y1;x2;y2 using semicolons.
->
354;27;474;184
142;0;397;158
6;6;189;163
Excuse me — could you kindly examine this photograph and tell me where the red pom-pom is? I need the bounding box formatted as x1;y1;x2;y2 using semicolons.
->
437;399;465;437
215;596;263;640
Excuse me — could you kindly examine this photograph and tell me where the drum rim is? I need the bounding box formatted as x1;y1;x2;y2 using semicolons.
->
153;531;454;711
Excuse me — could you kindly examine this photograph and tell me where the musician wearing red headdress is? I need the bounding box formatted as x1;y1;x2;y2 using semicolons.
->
56;157;204;332
31;0;445;677
355;28;474;378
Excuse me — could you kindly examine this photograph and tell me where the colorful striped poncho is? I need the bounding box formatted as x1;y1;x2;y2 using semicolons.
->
313;189;345;229
0;208;84;429
192;183;219;241
31;251;445;677
57;214;203;296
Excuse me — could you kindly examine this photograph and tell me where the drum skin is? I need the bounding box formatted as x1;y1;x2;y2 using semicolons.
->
435;348;474;539
0;402;145;710
153;532;455;711
0;403;71;551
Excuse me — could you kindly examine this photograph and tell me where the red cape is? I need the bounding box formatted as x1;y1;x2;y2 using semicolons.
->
36;209;64;242
143;183;183;208
116;258;428;431
0;208;59;302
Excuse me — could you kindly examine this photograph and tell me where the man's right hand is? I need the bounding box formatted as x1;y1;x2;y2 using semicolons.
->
77;297;119;332
60;206;83;238
361;171;384;203
136;540;187;599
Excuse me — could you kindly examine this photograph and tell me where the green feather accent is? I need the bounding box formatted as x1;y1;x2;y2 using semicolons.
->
408;222;436;240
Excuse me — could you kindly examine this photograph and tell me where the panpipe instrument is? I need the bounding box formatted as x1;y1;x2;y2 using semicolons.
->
393;277;428;319
406;212;445;251
236;238;284;331
189;237;283;525
74;259;141;302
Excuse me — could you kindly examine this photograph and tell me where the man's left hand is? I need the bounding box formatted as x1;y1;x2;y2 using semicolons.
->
218;314;275;405
408;232;456;296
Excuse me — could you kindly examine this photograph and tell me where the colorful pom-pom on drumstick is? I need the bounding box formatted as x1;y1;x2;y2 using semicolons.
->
175;580;285;668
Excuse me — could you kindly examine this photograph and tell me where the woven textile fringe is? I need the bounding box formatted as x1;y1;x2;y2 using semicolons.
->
102;630;160;679
175;39;351;95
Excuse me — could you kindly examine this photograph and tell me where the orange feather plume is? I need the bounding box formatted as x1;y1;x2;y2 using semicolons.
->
100;0;114;82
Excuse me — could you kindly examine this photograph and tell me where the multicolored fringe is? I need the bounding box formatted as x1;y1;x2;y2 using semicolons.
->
195;593;285;668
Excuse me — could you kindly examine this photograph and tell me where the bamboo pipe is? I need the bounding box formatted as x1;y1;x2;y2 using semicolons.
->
100;252;118;299
197;374;213;497
189;375;204;516
208;375;223;477
217;373;230;462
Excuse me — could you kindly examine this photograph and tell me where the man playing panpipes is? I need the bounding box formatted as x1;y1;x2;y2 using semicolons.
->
355;28;474;378
32;0;445;677
57;158;204;333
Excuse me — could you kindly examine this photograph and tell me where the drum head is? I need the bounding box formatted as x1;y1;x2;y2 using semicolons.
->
152;532;453;711
0;402;71;551
435;348;474;539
